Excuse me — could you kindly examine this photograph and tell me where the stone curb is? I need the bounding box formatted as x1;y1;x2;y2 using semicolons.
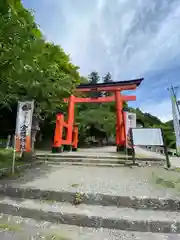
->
0;202;179;233
0;186;179;211
0;161;44;178
40;158;128;164
45;161;164;167
46;161;138;168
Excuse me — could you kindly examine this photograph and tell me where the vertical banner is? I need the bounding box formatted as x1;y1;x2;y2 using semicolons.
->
170;88;180;156
15;101;34;152
125;112;136;148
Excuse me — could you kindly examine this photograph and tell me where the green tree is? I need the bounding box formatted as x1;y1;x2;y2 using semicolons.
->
88;71;100;84
0;1;80;114
103;72;112;83
0;0;81;147
103;72;113;96
88;71;102;98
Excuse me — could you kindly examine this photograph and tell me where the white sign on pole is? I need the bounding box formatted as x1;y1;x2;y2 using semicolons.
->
132;128;164;146
125;112;136;135
130;128;171;168
125;112;136;149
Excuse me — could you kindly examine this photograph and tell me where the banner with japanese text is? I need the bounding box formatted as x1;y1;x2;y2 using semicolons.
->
15;101;34;152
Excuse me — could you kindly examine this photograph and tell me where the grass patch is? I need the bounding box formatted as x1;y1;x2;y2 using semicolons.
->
0;149;29;180
135;154;149;158
0;223;22;232
155;177;176;188
40;199;56;204
0;170;22;180
71;183;80;188
0;149;24;179
170;168;180;173
0;149;25;169
73;192;84;205
152;170;180;190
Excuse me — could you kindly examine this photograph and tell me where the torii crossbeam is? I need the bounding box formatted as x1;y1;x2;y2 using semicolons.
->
52;78;143;153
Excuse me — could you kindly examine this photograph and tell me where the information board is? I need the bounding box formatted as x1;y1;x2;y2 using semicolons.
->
132;128;164;146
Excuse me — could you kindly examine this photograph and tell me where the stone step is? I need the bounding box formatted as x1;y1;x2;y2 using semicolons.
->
37;156;128;163
0;197;180;233
0;214;180;240
36;154;165;163
36;153;122;159
1;185;179;211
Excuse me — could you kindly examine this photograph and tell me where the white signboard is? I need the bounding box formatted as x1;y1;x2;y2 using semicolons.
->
125;112;136;135
132;128;164;146
15;101;34;152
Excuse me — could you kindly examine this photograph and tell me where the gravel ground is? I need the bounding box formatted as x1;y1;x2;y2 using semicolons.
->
22;166;180;198
1;164;180;199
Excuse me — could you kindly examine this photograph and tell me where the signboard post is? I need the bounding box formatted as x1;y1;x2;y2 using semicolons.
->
12;101;34;174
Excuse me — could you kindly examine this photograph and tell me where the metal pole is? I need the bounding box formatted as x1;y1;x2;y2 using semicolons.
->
12;135;16;174
168;85;180;156
171;86;180;117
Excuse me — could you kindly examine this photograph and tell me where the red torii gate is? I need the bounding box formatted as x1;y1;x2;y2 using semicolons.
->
52;78;143;153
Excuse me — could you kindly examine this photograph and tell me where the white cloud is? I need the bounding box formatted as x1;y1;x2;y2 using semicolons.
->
23;0;180;121
96;0;180;79
26;0;180;79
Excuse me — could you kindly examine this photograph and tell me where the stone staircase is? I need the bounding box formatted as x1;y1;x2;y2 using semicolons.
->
0;148;179;239
35;149;165;167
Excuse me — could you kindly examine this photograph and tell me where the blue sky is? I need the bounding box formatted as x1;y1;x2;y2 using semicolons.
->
22;0;180;122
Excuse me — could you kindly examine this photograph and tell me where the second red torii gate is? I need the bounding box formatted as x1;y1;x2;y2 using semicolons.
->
52;78;143;153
